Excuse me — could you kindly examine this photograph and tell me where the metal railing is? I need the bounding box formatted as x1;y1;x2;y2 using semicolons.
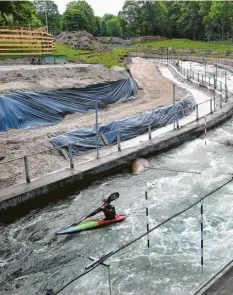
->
129;51;233;69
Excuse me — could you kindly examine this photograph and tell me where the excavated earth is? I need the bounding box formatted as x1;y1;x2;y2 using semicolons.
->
56;31;108;52
0;58;187;189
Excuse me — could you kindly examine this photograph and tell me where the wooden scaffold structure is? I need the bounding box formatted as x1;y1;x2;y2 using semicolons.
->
0;26;54;57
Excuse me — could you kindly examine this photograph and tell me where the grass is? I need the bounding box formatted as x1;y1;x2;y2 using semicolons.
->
54;43;92;60
55;39;233;68
1;38;233;65
135;39;233;52
54;43;129;68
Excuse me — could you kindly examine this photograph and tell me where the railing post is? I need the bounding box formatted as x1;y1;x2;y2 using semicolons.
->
225;69;228;101
198;73;199;82
202;74;204;83
148;122;152;140
225;85;228;102
210;99;213;114
196;104;199;121
209;76;210;86
220;81;222;93
95;99;99;159
204;61;207;84
214;91;216;111
69;144;74;169
24;156;30;183
117;130;121;151
173;84;176;129
220;94;223;108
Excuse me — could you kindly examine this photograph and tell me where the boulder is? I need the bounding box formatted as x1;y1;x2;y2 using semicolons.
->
132;158;152;174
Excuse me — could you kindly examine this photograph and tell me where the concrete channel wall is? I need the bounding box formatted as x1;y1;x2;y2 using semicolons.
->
1;58;233;222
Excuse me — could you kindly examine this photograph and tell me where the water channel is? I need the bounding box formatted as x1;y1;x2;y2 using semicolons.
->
1;60;233;295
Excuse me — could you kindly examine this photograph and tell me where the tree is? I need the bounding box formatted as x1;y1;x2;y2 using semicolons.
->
100;19;108;36
0;1;41;27
207;1;233;41
119;1;143;35
142;2;168;36
103;14;116;23
101;13;124;37
176;2;205;40
93;16;101;36
165;1;182;38
199;1;213;41
62;0;96;33
34;0;61;34
62;0;95;33
120;1;168;37
106;17;123;37
62;8;88;31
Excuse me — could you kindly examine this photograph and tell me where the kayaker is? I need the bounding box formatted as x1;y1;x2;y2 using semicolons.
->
101;202;116;220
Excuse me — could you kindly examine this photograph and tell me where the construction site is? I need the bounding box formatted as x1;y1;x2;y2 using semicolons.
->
1;1;233;294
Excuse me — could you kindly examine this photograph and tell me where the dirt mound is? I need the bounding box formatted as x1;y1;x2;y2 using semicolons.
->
56;31;108;52
131;35;167;43
98;37;131;45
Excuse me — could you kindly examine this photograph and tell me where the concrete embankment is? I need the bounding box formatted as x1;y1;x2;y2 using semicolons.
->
1;99;233;222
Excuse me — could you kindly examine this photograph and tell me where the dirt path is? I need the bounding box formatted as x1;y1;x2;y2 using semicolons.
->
0;58;187;189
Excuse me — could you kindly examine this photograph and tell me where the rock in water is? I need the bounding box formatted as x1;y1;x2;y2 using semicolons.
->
132;158;152;174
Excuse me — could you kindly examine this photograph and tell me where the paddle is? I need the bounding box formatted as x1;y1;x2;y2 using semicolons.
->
85;192;119;219
71;192;119;227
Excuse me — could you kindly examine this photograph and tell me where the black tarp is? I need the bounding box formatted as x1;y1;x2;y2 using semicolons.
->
51;93;195;156
0;79;137;131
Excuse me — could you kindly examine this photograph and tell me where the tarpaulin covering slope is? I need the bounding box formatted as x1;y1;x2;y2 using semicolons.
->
51;93;195;156
0;78;137;131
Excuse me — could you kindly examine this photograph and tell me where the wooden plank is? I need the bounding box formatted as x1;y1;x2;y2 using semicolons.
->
100;134;110;146
0;52;53;56
0;48;53;51
0;44;51;47
0;34;53;40
0;39;54;43
0;28;52;36
0;43;54;48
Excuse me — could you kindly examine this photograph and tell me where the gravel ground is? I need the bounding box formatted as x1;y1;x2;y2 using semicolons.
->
0;63;128;92
0;58;187;189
